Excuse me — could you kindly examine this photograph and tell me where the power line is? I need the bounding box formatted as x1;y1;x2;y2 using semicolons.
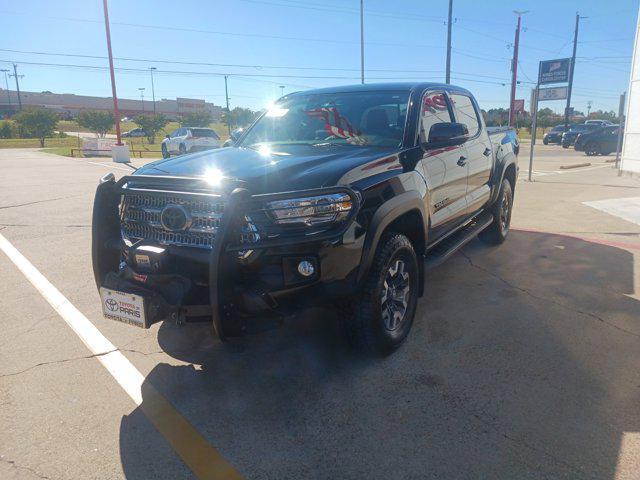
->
1;58;516;86
0;10;442;50
1;49;519;80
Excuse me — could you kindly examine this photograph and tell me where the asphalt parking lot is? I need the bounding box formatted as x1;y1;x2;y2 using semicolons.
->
1;145;639;479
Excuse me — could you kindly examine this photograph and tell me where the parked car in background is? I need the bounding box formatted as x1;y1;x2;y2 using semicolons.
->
574;124;622;155
122;128;147;138
561;123;601;148
584;119;613;127
161;127;221;158
543;124;570;145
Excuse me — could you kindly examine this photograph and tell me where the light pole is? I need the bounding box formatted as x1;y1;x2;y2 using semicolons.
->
9;64;23;110
360;0;365;84
138;87;145;112
445;0;453;83
149;67;157;113
0;69;10;112
509;10;528;127
102;0;123;145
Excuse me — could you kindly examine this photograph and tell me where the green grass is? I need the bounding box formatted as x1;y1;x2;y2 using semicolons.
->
0;137;79;149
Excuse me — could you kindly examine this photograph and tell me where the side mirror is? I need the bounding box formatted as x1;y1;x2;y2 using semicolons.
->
424;122;469;149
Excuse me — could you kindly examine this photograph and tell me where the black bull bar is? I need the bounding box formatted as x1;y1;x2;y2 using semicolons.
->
91;173;360;341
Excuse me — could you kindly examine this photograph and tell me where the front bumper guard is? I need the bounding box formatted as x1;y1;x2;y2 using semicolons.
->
91;173;360;341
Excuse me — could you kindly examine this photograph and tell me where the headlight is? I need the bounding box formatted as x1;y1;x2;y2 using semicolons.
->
265;193;353;226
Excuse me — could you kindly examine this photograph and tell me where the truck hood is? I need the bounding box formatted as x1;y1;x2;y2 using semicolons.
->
134;145;402;194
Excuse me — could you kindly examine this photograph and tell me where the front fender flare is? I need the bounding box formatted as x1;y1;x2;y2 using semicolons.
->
356;190;427;293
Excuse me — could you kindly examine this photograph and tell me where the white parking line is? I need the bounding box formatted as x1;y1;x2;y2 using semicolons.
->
0;232;243;479
0;232;145;403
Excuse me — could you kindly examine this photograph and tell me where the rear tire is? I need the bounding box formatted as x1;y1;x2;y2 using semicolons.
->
585;142;598;156
543;138;549;145
479;178;513;246
344;233;418;355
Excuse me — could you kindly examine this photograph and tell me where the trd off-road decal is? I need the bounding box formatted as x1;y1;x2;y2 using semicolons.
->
305;107;368;145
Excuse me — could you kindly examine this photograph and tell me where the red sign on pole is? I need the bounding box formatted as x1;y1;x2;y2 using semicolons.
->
513;99;525;114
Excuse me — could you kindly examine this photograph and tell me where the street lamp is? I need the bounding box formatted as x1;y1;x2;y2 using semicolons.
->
279;85;285;97
138;87;145;112
0;69;10;111
149;67;157;113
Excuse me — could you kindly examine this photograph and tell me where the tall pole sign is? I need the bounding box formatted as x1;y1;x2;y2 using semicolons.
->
528;58;571;181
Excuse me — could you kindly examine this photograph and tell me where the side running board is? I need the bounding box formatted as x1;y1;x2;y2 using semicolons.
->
425;212;493;270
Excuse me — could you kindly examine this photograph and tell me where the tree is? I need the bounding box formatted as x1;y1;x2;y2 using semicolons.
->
134;114;168;144
14;108;59;147
180;111;212;127
0;121;12;139
76;110;114;138
222;107;258;128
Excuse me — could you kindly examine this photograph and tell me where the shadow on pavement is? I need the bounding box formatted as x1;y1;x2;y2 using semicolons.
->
120;230;640;479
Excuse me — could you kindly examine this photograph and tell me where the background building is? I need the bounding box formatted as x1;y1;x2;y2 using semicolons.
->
621;5;640;173
0;89;222;121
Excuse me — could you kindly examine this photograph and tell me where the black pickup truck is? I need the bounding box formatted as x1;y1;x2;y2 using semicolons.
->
92;83;518;354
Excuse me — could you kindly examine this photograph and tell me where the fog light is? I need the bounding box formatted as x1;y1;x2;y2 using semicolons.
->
297;260;315;277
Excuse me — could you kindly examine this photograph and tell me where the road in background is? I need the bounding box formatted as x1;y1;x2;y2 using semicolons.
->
1;147;639;479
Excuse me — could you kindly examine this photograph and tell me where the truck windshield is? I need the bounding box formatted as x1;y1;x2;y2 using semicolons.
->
240;91;410;148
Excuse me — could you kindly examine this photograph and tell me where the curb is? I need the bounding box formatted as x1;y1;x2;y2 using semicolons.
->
559;162;591;170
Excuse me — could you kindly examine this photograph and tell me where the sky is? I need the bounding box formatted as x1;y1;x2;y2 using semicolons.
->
1;0;637;115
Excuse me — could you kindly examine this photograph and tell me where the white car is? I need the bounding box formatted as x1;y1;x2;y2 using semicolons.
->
161;127;221;158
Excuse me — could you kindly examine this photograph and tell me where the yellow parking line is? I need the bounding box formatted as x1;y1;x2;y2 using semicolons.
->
0;233;243;480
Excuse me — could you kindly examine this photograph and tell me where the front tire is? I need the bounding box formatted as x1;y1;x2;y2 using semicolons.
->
479;178;513;245
344;233;419;355
161;144;170;159
179;144;187;155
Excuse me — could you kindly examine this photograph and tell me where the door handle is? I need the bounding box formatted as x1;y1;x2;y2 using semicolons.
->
457;156;467;167
483;147;492;156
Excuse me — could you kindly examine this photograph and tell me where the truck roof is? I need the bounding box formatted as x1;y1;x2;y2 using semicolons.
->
288;82;474;97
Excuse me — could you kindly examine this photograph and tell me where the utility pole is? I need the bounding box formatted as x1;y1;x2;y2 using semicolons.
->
445;0;453;84
360;0;365;84
1;69;10;111
149;67;157;114
224;75;231;135
564;12;584;128
102;0;123;145
138;87;145;112
10;64;23;110
509;11;527;127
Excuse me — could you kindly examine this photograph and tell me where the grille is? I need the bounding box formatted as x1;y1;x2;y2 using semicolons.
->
120;191;225;249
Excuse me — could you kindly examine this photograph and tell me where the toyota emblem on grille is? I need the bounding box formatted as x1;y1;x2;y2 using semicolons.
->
161;204;192;231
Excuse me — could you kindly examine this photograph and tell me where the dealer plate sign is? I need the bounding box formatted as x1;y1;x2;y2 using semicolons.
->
538;58;571;85
100;287;147;328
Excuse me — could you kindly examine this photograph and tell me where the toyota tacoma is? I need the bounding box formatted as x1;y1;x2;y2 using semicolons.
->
92;83;518;354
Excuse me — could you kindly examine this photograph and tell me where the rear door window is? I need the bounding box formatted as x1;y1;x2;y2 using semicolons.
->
418;92;452;144
449;93;480;137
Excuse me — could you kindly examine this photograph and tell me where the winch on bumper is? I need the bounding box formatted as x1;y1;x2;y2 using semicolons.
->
91;173;362;340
